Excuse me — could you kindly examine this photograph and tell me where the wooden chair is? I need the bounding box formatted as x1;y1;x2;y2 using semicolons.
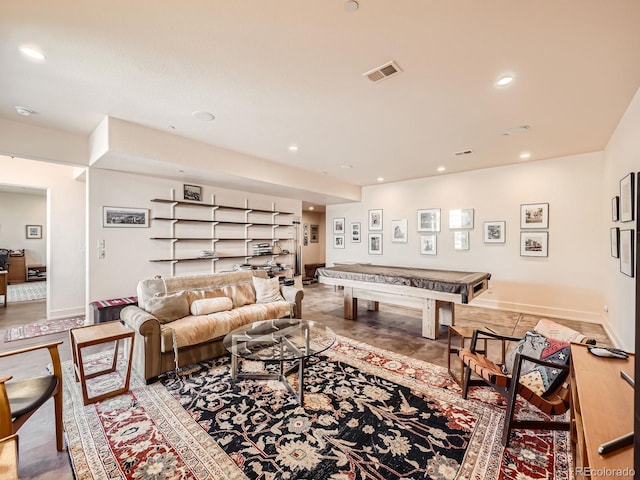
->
459;328;580;447
0;341;64;451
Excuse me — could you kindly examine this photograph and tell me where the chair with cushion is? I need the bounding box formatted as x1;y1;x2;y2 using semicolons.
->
458;319;593;447
0;341;64;451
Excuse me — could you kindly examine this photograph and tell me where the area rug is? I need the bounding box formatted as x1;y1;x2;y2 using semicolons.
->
62;337;573;479
6;280;46;302
4;315;85;342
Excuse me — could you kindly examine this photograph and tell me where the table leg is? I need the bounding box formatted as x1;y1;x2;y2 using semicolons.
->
422;298;438;339
343;287;357;320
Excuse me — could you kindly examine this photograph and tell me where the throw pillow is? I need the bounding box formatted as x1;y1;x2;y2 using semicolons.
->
146;291;190;324
225;283;257;308
190;297;233;315
534;318;586;343
252;276;285;303
502;330;571;396
186;288;227;305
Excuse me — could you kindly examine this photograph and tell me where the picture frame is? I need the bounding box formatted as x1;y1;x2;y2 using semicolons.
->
454;231;469;250
620;173;635;223
417;209;441;232
333;217;345;234
183;184;202;202
303;223;309;246
310;224;319;243
391;219;408;243
612;196;620;222
611;227;620;258
102;206;149;228
620;229;634;277
351;222;361;243
334;235;345;249
520;231;548;257
520;203;549;229
449;209;474;229
369;209;383;231
420;234;437;255
25;224;42;239
483;221;506;244
368;233;383;255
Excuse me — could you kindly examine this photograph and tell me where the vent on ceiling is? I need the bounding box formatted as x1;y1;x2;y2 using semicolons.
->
454;149;473;156
363;61;402;83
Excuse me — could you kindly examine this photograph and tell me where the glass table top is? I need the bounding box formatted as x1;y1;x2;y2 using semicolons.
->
223;318;336;362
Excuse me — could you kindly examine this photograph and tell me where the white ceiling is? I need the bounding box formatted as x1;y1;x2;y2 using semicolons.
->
2;1;640;204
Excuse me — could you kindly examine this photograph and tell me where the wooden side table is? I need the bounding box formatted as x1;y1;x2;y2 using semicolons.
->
70;321;135;405
0;434;18;480
0;271;7;307
447;325;494;388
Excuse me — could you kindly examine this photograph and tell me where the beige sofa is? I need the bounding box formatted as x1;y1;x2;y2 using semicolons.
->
120;270;303;383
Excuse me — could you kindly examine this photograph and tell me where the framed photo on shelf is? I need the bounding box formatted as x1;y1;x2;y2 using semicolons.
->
420;234;437;255
620;229;634;277
25;224;42;239
449;209;474;229
612;196;620;222
391;219;408;243
520;203;549;229
183;184;202;202
333;217;345;234
417;209;440;232
310;224;319;243
334;235;345;249
454;231;469;250
103;206;149;228
520;231;548;257
611;227;620;258
351;222;361;242
483;221;506;244
368;233;383;255
620;173;635;222
369;209;383;231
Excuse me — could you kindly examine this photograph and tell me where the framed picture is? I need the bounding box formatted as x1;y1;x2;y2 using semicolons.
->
183;184;202;202
368;233;383;255
484;221;506;244
612;196;620;222
620;173;635;223
369;209;383;231
611;227;620;258
334;235;345;249
420;234;437;255
391;219;408;243
303;223;308;246
310;224;319;243
333;217;345;234
351;222;361;242
521;203;549;229
26;225;42;239
417;209;440;232
454;231;469;250
449;209;474;229
620;229;634;277
103;206;149;228
520;231;548;257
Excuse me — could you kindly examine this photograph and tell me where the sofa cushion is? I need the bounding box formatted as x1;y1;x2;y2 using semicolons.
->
186;288;227;305
225;283;256;308
190;297;233;315
252;276;285;303
145;291;190;324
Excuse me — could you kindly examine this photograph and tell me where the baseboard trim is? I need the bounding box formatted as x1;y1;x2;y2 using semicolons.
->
48;307;85;320
470;298;605;325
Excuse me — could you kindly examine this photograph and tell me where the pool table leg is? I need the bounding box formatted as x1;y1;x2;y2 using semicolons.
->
344;287;358;319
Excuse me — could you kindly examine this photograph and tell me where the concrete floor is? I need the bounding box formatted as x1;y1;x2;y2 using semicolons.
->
0;284;611;479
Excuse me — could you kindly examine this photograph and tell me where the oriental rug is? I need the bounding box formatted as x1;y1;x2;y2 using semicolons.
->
6;280;46;302
62;336;573;480
4;315;85;342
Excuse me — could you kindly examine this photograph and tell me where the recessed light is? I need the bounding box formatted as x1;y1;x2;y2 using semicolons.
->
496;75;513;87
340;164;353;169
309;206;315;211
169;125;176;130
344;0;359;12
14;106;35;116
519;151;531;160
288;145;298;152
19;46;46;61
192;111;215;121
437;166;446;172
177;169;184;173
377;177;384;182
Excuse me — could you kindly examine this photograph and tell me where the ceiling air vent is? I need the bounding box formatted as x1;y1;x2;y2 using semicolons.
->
454;149;473;156
363;61;402;83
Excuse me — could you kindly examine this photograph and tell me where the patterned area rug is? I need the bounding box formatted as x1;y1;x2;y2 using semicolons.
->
4;316;85;342
62;337;572;479
7;280;46;302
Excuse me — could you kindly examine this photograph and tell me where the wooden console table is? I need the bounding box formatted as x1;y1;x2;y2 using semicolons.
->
570;343;634;479
0;271;7;307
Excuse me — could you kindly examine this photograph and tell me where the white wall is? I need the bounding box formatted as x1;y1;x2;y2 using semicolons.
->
0;155;86;319
301;211;326;268
0;191;47;266
326;151;606;323
603;87;640;351
87;168;302;309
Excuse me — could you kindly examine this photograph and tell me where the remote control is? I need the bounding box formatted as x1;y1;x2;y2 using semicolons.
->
588;347;629;359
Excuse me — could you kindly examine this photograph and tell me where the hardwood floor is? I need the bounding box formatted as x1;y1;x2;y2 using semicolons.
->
0;286;611;479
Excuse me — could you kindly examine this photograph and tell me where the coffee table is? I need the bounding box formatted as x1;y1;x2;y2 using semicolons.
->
223;318;336;404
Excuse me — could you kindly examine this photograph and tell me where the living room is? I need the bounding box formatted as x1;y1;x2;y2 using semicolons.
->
1;2;639;479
